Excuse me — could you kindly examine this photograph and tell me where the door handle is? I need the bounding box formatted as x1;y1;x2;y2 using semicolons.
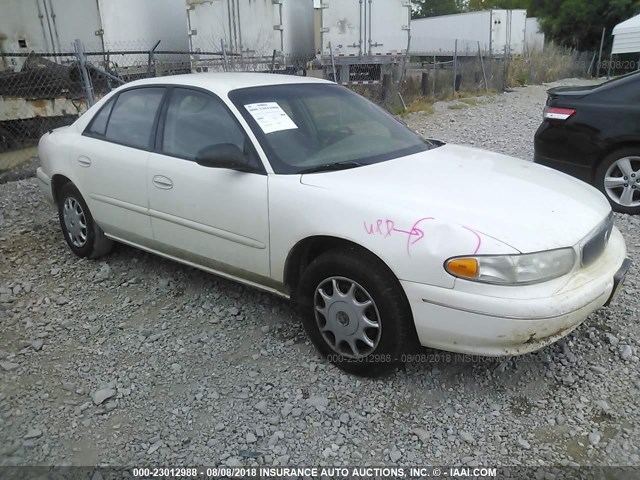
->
77;156;91;167
152;175;174;190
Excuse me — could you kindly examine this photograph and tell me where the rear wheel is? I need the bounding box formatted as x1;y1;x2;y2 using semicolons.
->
595;148;640;214
57;182;113;258
297;247;417;376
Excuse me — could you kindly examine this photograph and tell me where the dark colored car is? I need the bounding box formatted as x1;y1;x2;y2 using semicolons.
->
534;71;640;215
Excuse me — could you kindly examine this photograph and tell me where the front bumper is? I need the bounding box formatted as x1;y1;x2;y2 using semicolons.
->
36;167;55;206
402;228;628;356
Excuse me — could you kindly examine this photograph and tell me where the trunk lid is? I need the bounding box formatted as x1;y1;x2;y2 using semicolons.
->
546;85;595;105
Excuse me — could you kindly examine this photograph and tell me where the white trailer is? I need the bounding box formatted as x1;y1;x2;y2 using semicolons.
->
315;0;411;57
312;0;411;84
0;0;189;71
525;17;545;53
187;0;315;70
612;14;640;55
410;10;527;57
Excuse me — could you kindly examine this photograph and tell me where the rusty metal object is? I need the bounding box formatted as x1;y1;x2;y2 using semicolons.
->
0;96;89;122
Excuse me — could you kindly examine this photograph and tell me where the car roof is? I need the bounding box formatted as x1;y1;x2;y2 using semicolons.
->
126;72;332;96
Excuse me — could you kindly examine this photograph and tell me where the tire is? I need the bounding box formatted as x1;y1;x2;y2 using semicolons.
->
57;182;113;259
595;148;640;215
297;246;417;376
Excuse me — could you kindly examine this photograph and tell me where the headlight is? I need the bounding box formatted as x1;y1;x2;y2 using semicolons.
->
445;248;576;285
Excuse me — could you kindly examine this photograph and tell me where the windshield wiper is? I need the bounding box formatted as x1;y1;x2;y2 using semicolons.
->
424;138;445;148
298;161;364;174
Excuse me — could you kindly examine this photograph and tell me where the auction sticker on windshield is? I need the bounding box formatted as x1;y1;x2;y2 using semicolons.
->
244;102;298;134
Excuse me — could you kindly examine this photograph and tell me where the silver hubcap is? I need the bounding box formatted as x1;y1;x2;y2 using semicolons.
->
63;197;88;248
604;156;640;208
314;277;381;358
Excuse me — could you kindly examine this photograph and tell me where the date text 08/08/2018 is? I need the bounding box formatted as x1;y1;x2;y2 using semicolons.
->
131;467;498;478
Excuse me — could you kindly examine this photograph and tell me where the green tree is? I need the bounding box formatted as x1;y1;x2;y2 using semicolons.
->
411;0;465;18
529;0;640;50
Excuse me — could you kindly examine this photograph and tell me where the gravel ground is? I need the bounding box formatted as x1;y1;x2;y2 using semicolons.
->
1;80;639;468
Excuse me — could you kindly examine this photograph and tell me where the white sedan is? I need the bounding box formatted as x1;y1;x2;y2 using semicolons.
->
36;73;630;376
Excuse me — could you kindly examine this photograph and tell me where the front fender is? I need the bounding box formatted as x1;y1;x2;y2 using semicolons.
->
268;176;518;287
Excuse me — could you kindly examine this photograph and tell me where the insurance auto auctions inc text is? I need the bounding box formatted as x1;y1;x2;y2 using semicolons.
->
257;466;498;478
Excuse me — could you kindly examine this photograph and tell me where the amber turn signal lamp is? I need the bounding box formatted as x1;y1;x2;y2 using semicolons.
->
446;258;479;278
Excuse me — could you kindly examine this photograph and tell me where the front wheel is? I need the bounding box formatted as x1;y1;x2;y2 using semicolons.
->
297;247;417;376
595;149;640;214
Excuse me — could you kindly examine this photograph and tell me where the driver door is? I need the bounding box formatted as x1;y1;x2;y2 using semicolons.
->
147;87;270;278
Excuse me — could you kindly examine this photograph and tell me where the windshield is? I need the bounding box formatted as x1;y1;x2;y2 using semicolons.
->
229;83;436;174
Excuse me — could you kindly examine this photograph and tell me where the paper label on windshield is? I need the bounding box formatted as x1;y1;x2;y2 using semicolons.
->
244;102;298;134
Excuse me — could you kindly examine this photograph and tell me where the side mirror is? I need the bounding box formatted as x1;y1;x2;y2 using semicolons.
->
195;143;251;171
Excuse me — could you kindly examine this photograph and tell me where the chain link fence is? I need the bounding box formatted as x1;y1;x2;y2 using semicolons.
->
0;41;212;176
393;42;601;115
1;51;86;177
0;37;614;177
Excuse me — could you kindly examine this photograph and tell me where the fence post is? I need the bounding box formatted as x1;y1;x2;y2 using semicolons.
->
421;71;429;96
502;44;508;90
587;52;596;77
401;33;411;84
74;39;95;107
432;55;436;97
382;73;392;102
607;52;614;79
478;41;488;93
221;39;229;72
453;39;458;96
270;49;277;73
597;28;606;77
147;40;161;78
329;42;337;83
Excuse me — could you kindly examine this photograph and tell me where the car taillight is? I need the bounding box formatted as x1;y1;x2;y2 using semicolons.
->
543;106;576;121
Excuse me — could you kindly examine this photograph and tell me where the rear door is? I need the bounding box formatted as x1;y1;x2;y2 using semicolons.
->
47;0;102;53
74;87;165;242
187;0;233;53
322;0;364;55
147;87;271;278
367;0;410;55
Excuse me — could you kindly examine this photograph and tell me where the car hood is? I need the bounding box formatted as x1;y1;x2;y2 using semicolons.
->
300;144;611;253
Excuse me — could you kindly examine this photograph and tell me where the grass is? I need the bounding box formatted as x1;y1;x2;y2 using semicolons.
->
458;97;482;106
393;88;497;115
505;45;593;87
398;99;435;116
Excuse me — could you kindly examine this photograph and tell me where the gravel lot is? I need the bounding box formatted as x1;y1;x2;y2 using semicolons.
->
1;80;639;468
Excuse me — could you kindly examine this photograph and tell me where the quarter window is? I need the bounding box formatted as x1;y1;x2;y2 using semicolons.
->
105;88;165;149
161;88;252;163
86;98;115;136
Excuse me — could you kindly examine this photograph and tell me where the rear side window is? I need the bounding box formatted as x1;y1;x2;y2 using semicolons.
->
86;98;115;136
105;88;165;149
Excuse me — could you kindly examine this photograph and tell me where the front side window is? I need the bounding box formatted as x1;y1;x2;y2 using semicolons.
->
229;84;436;174
161;88;257;166
105;88;165;149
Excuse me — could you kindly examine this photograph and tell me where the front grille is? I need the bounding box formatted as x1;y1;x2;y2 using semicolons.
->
581;212;614;267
